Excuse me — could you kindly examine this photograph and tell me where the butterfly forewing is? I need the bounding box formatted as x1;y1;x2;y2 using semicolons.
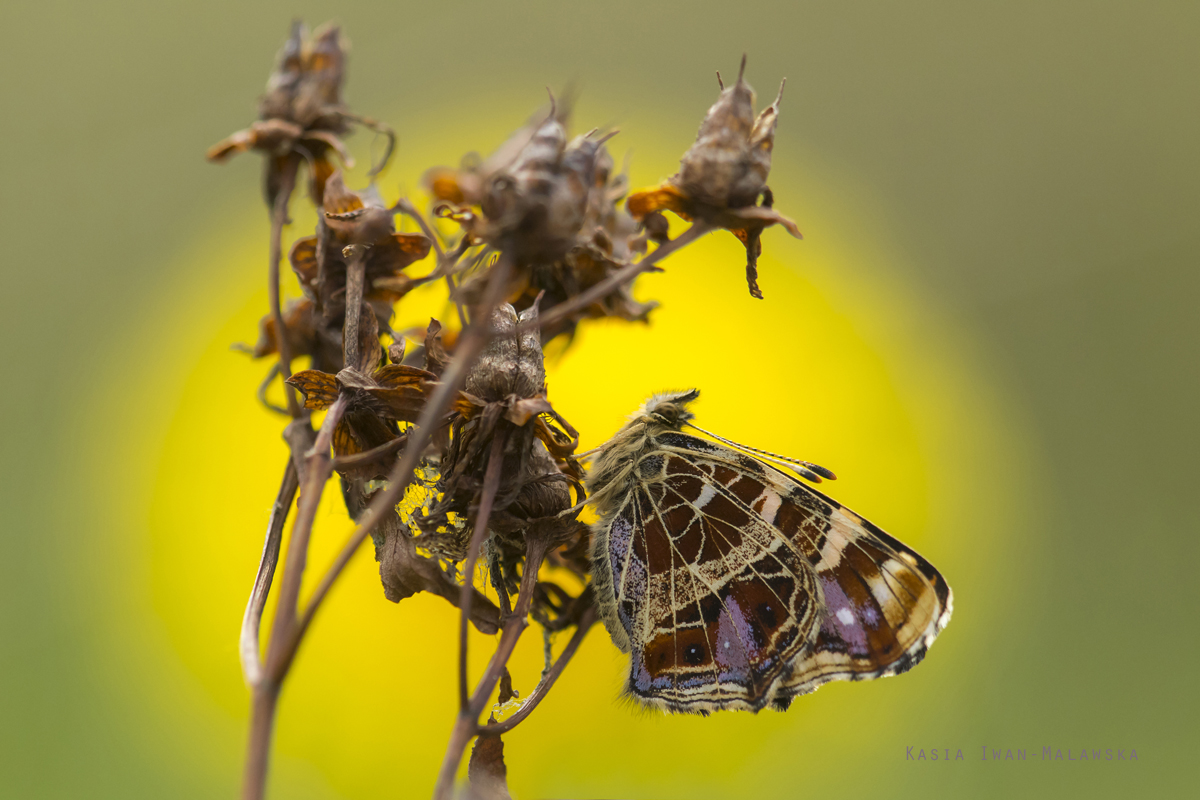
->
591;421;952;713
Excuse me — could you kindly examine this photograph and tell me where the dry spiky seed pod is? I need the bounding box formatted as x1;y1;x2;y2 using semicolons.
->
627;56;802;298
478;109;614;264
207;21;358;208
425;303;582;552
441;103;660;343
289;171;432;330
423;94;575;207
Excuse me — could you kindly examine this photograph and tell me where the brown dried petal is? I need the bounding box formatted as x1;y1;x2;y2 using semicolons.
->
505;397;553;426
722;204;802;239
290;236;320;296
423;318;450;376
365;233;433;287
626;182;692;221
372;363;438;389
364;385;431;422
205;119;305;163
286;370;339;409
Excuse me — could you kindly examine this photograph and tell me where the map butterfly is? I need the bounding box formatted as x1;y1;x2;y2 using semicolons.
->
585;390;952;713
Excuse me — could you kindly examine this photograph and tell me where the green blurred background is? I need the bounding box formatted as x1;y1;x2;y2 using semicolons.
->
2;1;1197;798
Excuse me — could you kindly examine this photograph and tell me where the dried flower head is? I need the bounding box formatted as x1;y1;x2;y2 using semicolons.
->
207;21;394;209
626;56;802;298
438;101;659;342
289;171;432;330
423;94;575;207
245;298;343;374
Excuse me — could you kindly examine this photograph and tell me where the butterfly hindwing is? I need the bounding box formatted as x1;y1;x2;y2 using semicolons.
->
592;427;951;712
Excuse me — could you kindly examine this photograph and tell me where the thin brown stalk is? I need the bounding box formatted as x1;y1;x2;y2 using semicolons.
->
242;395;347;800
242;683;280;800
395;198;446;263
469;537;547;711
240;460;299;687
269;160;302;418
338;110;396;177
343;255;366;369
433;536;549;800
330;433;408;469
264;393;349;676
459;432;507;710
395;199;470;329
294;251;515;644
486;605;598;735
529;220;712;335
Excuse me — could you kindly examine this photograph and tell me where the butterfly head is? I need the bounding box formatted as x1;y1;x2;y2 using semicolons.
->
637;388;700;430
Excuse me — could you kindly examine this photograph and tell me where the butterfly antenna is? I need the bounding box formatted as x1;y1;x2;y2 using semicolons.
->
685;423;836;483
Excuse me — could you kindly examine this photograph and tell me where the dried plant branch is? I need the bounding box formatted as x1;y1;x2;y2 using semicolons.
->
243;393;347;800
529;220;712;335
459;432;507;709
342;254;366;368
486;604;598;735
433;534;550;800
269;162;302;417
265;393;349;674
239;459;299;687
338;109;397;177
330;433;408;469
395;198;470;329
243;680;280;800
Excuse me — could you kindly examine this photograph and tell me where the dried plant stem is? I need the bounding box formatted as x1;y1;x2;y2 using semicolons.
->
243;682;281;800
240;459;299;686
433;535;550;800
330;433;407;470
486;605;598;735
458;433;508;709
264;394;349;673
293;252;515;642
530;220;712;335
343;255;366;368
338;110;396;177
242;394;348;800
269;160;302;418
395;198;468;329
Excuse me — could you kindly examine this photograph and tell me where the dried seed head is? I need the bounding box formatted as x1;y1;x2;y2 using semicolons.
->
290;171;431;326
466;303;545;401
206;21;396;208
626;57;800;298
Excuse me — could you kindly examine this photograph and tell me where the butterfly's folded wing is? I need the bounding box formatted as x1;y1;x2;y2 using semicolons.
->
773;503;952;700
616;432;953;711
594;449;821;712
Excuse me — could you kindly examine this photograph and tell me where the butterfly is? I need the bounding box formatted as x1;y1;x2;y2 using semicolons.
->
585;389;952;713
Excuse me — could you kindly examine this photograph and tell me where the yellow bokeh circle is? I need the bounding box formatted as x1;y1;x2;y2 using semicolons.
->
84;103;1030;799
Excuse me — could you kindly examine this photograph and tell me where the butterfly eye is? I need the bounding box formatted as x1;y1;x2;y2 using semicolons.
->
651;404;680;426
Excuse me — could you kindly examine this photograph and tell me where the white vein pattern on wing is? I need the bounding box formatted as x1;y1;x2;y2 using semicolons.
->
661;437;932;616
658;436;943;665
643;481;763;701
665;462;806;650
